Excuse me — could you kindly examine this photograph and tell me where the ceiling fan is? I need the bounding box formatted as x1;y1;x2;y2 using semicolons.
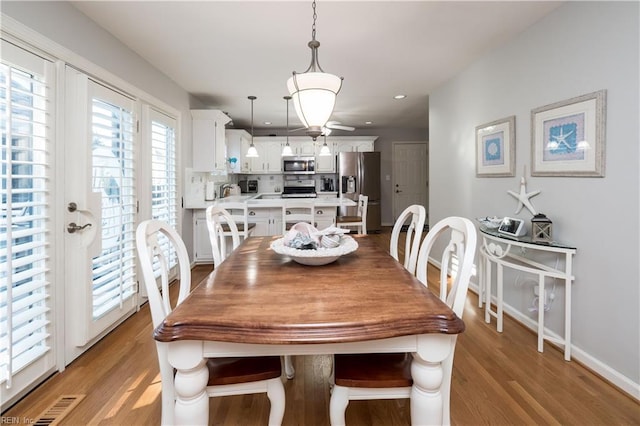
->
325;121;355;132
289;120;356;135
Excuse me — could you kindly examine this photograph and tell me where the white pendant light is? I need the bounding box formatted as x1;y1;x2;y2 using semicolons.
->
246;96;259;158
287;0;343;141
320;134;331;157
319;134;331;156
282;95;294;156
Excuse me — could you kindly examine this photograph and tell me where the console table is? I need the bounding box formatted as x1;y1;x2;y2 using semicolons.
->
478;226;576;360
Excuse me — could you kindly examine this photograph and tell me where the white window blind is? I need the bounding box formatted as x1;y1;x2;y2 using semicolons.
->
90;98;137;320
150;110;178;271
0;56;51;387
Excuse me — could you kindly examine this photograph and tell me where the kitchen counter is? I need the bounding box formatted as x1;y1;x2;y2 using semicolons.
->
185;193;355;209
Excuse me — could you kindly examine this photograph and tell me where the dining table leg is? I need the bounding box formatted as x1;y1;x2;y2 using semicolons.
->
410;334;453;425
170;341;210;425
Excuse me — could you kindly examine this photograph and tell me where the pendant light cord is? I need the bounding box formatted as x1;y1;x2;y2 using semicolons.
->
311;0;317;42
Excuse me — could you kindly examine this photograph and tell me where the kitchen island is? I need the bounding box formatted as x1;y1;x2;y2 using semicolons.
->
188;193;355;263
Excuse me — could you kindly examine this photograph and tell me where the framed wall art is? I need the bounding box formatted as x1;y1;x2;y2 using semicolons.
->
476;115;515;177
531;90;606;177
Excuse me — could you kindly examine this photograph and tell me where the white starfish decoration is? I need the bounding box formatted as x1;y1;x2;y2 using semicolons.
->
507;176;540;215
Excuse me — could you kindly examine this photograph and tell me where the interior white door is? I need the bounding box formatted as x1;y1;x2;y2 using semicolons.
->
392;142;428;223
64;70;138;362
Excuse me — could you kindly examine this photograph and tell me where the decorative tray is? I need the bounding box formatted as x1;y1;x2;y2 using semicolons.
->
270;235;358;266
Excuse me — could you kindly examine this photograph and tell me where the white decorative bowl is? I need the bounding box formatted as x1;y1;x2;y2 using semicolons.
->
476;216;503;229
271;235;359;266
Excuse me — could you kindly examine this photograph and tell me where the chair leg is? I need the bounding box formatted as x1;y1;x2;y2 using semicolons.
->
441;353;454;425
283;355;295;379
329;385;349;426
266;377;286;426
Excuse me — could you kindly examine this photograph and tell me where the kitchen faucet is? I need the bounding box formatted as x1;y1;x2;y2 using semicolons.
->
220;183;231;198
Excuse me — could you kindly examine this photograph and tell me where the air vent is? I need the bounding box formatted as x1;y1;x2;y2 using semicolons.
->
33;395;85;426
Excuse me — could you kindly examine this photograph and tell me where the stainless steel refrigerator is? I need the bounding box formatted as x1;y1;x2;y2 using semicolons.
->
338;151;381;232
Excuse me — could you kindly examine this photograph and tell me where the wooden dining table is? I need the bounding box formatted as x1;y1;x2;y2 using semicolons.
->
154;235;465;425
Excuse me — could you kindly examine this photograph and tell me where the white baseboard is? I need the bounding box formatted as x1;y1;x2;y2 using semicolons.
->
427;255;639;401
467;278;640;401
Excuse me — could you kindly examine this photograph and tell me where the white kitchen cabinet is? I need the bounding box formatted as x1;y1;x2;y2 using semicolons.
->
249;139;283;173
193;210;213;263
333;138;376;154
225;129;252;173
315;141;336;172
248;207;282;236
290;139;315;156
315;206;336;230
191;110;232;173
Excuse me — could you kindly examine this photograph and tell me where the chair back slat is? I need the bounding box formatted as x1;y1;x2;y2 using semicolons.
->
206;206;241;268
390;204;426;275
415;216;477;317
136;220;191;328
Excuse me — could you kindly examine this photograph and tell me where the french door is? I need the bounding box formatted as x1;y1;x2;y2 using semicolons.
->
64;69;138;360
1;40;57;406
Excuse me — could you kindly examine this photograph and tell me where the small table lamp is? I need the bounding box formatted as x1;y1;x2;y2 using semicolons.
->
531;213;552;242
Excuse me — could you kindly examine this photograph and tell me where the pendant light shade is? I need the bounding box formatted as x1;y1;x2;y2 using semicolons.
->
288;1;343;141
282;95;294;156
319;135;331;156
287;71;342;140
246;96;259;158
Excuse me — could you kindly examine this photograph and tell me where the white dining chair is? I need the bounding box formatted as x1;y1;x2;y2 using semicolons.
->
335;194;368;234
282;200;316;233
220;201;256;241
206;206;296;380
205;206;241;268
135;219;286;426
389;204;426;275
330;216;477;426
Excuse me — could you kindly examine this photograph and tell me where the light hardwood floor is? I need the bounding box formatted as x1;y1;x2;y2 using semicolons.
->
4;230;639;425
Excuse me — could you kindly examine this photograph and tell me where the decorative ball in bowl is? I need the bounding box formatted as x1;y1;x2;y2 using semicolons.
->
270;235;358;266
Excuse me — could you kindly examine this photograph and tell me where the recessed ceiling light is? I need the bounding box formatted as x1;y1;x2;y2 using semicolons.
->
394;94;407;100
264;121;272;125
365;121;373;125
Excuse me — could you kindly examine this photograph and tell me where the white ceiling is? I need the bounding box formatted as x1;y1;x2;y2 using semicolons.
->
71;0;561;134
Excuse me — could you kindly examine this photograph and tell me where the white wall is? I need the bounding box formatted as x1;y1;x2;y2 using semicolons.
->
429;1;639;395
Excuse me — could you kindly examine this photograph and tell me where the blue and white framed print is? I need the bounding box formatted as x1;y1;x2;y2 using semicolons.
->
531;90;606;177
476;115;515;177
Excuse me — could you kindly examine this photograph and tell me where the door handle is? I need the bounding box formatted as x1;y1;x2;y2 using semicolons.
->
67;222;92;233
395;189;402;193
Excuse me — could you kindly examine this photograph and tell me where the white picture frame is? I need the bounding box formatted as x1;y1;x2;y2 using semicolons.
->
476;116;515;177
531;90;606;177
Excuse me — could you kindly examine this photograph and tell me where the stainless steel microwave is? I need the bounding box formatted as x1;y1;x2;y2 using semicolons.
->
282;156;315;175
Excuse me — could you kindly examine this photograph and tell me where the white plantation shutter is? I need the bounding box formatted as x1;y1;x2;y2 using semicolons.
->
149;110;177;272
0;41;54;389
90;98;137;320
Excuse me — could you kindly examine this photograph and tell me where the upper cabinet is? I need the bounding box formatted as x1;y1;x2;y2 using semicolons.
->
226;129;252;173
333;138;376;153
191;110;232;173
225;134;377;174
288;139;315;156
252;138;282;173
317;137;377;172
